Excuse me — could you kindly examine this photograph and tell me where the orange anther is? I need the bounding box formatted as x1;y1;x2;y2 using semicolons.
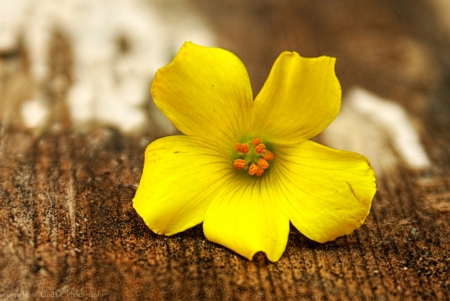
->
235;143;249;154
255;168;264;177
251;138;263;146
234;159;247;170
248;163;259;175
257;158;269;169
255;144;265;154
263;150;274;160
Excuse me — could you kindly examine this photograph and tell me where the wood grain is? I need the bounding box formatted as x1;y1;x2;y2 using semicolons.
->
0;112;449;301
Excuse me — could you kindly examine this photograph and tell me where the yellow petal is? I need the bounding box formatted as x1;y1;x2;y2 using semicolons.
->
133;135;232;235
203;177;289;262
253;52;341;144
272;140;376;243
152;42;253;149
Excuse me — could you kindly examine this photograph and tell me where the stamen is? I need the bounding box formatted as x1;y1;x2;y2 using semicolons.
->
255;144;265;154
235;143;249;154
255;168;264;177
263;150;274;160
248;164;259;175
257;158;269;169
251;138;262;146
234;159;247;170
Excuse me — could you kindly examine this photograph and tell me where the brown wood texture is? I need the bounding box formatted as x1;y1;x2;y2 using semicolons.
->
1;113;449;301
1;1;450;300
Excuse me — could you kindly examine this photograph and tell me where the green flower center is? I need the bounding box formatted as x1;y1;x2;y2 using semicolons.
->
233;137;274;177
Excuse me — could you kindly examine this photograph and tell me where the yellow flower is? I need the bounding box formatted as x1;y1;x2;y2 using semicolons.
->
133;42;376;262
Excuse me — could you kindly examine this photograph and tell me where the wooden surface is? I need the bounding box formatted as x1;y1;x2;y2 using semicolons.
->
1;0;450;300
2;112;449;301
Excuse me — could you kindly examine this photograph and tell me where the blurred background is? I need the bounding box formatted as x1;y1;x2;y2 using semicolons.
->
1;0;450;175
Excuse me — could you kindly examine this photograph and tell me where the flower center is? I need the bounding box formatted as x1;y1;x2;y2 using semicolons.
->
233;137;274;177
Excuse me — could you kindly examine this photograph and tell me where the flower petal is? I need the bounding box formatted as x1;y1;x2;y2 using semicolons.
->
152;42;253;148
203;177;289;262
253;52;341;144
273;140;376;243
133;135;232;235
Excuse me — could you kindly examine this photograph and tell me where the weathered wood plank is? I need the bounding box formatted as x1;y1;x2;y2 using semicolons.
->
0;121;449;300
